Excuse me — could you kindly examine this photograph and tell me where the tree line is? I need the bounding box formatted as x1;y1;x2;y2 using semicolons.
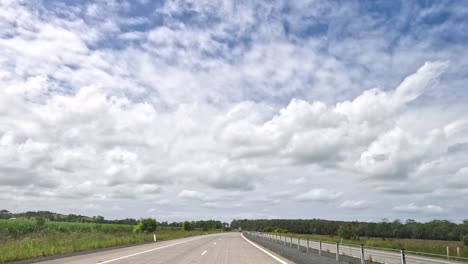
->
0;210;138;225
0;210;228;231
231;218;468;242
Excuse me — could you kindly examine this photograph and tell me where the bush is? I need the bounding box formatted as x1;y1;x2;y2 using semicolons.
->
276;228;288;233
337;225;355;240
463;235;468;246
182;221;193;231
134;218;157;233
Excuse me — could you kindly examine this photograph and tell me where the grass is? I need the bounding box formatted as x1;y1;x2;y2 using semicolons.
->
0;219;221;263
270;232;468;259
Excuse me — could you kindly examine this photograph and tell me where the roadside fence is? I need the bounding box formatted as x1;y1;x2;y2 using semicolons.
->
245;231;468;264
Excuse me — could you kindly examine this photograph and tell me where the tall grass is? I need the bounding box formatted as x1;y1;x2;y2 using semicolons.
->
0;219;221;263
0;219;133;236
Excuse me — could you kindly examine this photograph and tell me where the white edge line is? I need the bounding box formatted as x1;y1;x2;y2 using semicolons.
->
201;250;208;256
98;235;209;263
241;233;288;264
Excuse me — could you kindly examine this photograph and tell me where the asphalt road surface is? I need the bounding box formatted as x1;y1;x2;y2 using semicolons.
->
38;233;292;264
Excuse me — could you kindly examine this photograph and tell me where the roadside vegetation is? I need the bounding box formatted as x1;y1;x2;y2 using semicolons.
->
0;216;225;263
232;219;468;241
233;219;468;258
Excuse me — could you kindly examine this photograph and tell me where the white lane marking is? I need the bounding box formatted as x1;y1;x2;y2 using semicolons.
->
97;236;210;263
241;233;288;264
201;250;208;256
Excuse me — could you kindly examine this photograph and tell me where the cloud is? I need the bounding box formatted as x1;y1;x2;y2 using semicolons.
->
393;203;445;214
296;189;343;202
340;200;372;209
446;167;468;189
0;0;467;221
178;190;206;200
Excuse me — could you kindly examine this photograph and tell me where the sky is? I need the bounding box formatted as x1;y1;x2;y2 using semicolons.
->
1;0;468;223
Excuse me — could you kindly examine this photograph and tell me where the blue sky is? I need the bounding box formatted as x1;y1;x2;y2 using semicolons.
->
1;0;468;222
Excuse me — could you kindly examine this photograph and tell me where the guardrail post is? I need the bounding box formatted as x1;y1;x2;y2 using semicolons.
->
336;242;339;261
290;236;292;248
360;244;365;264
307;239;309;253
284;235;286;246
447;246;450;260
298;237;300;250
319;241;322;256
401;249;406;264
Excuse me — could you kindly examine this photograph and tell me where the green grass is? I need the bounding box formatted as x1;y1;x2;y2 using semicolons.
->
0;219;221;263
156;226;183;231
271;233;468;258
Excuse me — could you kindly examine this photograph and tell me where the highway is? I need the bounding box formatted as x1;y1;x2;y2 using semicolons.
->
37;233;292;264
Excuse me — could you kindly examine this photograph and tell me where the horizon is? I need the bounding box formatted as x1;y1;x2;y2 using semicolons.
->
2;209;466;225
1;0;468;223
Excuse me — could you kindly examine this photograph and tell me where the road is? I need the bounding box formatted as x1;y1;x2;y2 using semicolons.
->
37;233;292;264
256;233;466;264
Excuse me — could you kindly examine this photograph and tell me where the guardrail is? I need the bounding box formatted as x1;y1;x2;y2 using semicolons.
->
246;232;468;264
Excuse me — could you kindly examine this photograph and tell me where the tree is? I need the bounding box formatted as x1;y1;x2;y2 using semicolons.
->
134;218;157;233
463;235;468;246
182;221;193;231
92;215;105;223
337;225;355;240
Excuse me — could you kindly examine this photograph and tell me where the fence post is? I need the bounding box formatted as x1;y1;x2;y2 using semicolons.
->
457;247;460;257
298;237;300;250
401;249;406;264
319;241;322;256
307;239;309;253
360;244;365;264
447;246;450;260
284;235;286;246
153;233;157;242
336;242;339;261
290;236;292;248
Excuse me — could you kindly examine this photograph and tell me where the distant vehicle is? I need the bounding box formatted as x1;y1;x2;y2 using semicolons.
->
238;227;242;232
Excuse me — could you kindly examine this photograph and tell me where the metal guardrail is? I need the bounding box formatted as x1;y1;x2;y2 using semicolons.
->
246;232;468;264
